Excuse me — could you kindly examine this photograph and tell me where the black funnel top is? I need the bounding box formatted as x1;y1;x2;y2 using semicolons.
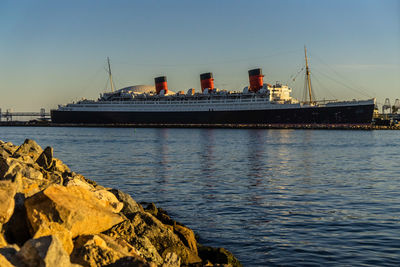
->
200;72;213;80
155;76;167;83
248;68;263;76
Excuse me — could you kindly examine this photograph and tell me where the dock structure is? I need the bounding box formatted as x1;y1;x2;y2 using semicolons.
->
0;120;399;130
0;108;50;121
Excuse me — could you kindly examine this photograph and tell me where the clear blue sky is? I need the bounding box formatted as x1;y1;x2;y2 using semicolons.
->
0;0;399;111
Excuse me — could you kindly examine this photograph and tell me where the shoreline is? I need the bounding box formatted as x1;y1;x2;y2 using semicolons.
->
0;121;399;130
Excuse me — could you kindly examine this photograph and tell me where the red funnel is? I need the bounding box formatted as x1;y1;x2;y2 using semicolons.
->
248;68;264;92
154;76;168;95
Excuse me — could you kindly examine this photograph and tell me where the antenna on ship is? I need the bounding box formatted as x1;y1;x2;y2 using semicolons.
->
107;57;115;92
304;46;313;104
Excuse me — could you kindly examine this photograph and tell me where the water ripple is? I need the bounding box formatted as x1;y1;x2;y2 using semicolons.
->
1;127;400;266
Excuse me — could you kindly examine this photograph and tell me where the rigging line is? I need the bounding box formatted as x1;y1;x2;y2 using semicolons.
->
303;75;308;102
286;67;304;85
310;73;336;99
286;55;306;85
78;65;105;95
103;78;110;93
309;52;375;98
312;68;373;99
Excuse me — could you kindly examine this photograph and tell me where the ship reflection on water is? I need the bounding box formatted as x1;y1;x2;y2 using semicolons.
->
154;128;169;182
199;129;217;202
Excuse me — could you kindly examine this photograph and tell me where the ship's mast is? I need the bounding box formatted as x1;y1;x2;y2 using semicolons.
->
304;46;313;104
107;57;115;92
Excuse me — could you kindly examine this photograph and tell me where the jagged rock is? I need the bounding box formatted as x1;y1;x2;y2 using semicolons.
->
65;179;122;213
144;203;175;227
173;224;198;254
161;252;181;267
33;223;74;255
0;254;14;267
144;203;158;216
106;257;154;267
144;203;197;254
65;178;123;213
0;179;17;224
0;233;7;248
131;211;202;265
0;142;18;157
0;157;29;180
93;189;124;213
17;235;78;267
110;189;144;216
198;246;242;267
65;176;94;191
0;244;24;266
71;175;107;191
0;157;47;197
25;184;123;238
128;235;163;265
0;150;10;160
35;147;53;170
71;234;148;267
103;220;163;265
12;139;43;162
0;144;12;159
3;193;31;246
51;158;71;174
103;220;136;244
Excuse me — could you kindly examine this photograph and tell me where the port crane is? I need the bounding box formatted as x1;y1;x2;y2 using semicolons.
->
392;99;400;114
382;98;392;114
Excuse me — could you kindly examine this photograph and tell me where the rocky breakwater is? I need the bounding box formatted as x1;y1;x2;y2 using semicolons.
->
0;139;241;267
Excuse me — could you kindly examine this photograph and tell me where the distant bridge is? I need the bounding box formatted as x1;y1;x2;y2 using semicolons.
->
0;108;51;121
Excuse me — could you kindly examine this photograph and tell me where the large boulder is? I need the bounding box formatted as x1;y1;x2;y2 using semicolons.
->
131;211;202;265
51;158;71;174
0;143;13;159
173;224;198;254
109;189;144;216
25;184;124;239
161;252;180;267
103;220;163;265
0;179;18;248
144;203;198;255
0;156;39;181
198;245;242;267
33;223;74;255
35;147;53;170
71;234;148;267
0;179;17;225
0;142;18;156
64;175;94;191
16;235;78;267
92;189;124;213
12;139;43;162
0;157;50;197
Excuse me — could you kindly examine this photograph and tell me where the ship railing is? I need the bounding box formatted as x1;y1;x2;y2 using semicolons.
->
76;97;272;107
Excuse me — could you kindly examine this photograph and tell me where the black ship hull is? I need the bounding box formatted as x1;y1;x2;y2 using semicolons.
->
51;103;375;125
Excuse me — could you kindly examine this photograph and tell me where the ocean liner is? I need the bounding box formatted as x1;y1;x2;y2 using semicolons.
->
51;48;375;125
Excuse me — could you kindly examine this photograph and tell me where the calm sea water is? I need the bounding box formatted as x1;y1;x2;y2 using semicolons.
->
1;127;399;266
